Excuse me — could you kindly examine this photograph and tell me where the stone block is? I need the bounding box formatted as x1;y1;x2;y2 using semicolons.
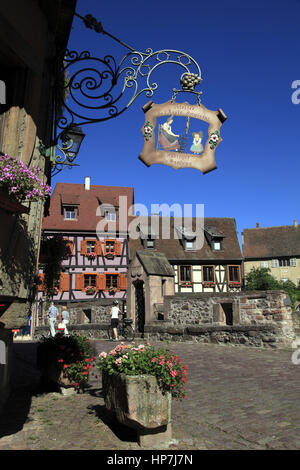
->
102;371;171;430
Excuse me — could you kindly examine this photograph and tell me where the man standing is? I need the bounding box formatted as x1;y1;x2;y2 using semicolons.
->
62;306;70;336
48;302;58;337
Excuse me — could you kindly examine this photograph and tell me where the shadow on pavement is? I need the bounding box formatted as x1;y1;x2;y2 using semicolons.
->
92;403;138;443
0;342;41;439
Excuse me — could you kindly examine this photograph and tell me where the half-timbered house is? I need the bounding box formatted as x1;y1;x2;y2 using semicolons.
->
129;216;243;293
37;177;134;305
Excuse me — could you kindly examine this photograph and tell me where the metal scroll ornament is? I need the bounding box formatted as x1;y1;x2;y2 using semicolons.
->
54;47;202;138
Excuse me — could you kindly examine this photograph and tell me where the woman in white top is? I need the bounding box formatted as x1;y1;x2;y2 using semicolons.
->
110;300;121;341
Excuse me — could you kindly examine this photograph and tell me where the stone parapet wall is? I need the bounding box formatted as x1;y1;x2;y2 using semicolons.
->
162;290;295;348
144;323;282;348
39;299;125;327
34;323;109;341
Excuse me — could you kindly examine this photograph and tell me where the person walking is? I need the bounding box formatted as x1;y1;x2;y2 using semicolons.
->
48;302;58;337
110;300;121;342
61;306;70;336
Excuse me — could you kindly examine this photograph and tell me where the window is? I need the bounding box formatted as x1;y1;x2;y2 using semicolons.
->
179;265;192;284
203;266;215;282
64;206;77;220
261;261;269;268
86;241;96;254
213;241;221;250
105;240;115;253
106;274;118;289
290;258;297;267
272;259;279;268
185;240;194;250
105;210;116;221
228;265;240;282
146;239;155;248
281;278;288;283
84;274;97;288
279;258;290;267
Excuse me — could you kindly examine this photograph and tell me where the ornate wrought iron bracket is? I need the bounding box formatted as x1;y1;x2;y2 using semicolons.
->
52;12;203;175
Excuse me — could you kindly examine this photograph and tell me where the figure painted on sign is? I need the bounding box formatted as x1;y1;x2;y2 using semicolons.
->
158;116;180;151
190;131;204;155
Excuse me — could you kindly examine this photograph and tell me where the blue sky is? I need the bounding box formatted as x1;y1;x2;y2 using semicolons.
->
53;0;300;243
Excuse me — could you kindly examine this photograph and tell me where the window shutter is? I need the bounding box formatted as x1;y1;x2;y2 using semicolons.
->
75;274;84;291
64;238;74;255
80;240;87;256
59;273;70;292
95;240;102;256
68;241;74;255
96;273;106;291
38;273;45;291
118;274;127;290
114;240;122;257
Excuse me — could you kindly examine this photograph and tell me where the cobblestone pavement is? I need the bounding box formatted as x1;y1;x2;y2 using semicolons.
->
0;340;299;450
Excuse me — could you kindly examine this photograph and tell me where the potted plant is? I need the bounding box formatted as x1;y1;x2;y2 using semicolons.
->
37;334;96;393
0;153;51;202
87;251;97;260
85;285;96;295
97;342;188;447
108;286;116;296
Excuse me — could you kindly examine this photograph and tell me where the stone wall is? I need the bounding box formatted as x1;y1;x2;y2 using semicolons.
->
34;298;126;340
153;290;296;348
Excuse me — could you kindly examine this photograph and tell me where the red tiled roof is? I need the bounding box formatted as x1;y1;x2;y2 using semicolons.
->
243;225;300;259
42;182;134;232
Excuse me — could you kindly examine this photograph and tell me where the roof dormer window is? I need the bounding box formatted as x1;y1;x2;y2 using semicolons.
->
105;210;116;221
64;205;78;220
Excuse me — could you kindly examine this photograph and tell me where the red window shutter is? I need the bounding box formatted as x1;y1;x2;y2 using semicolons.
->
114;241;122;257
75;274;84;291
59;273;69;292
95;240;102;256
64;238;74;255
96;274;106;291
38;273;45;291
80;240;87;255
118;274;127;291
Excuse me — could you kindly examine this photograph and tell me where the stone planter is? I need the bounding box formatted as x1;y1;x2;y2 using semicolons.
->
102;371;172;447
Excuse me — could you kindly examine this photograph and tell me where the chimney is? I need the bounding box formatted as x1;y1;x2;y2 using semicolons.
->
294;219;298;227
256;222;259;228
85;176;90;190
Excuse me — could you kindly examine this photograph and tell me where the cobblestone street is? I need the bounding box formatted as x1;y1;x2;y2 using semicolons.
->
0;340;299;451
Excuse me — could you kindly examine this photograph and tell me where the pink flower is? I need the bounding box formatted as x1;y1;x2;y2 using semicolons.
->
99;352;107;358
151;357;157;363
170;369;177;378
159;359;165;366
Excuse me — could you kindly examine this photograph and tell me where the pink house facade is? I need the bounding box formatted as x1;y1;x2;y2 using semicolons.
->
37;178;134;305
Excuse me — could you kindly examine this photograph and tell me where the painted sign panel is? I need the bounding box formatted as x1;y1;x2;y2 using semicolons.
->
139;100;227;173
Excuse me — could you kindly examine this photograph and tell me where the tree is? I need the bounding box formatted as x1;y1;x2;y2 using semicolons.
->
244;267;280;291
244;267;300;309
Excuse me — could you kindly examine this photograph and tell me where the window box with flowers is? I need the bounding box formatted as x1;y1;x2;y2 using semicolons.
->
202;281;215;288
0;153;51;209
180;282;193;288
85;285;96;296
228;281;241;288
97;342;188;447
87;251;97;261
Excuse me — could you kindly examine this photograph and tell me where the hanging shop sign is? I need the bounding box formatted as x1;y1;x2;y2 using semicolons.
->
139;100;227;174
